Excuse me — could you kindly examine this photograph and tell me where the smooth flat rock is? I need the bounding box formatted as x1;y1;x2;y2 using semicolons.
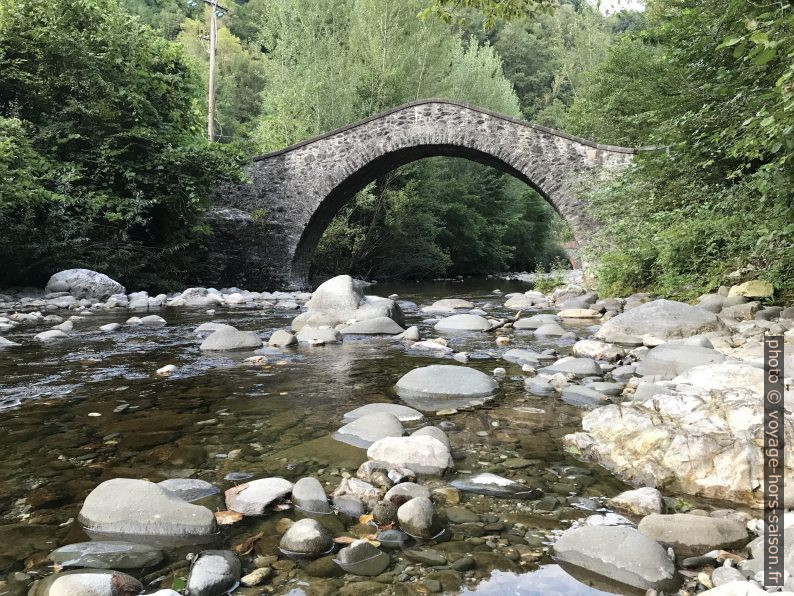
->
502;349;555;367
340;316;406;335
225;477;293;515
368;435;453;476
560;386;609;409
595;299;725;344
200;327;262;351
49;541;164;569
78;478;217;545
157;478;219;503
395;365;498;412
540;357;602;377
637;513;750;556
434;314;492;332
553;525;679;592
450;473;542;499
342;403;424;423
0;336;20;347
636;343;725;379
334;412;404;448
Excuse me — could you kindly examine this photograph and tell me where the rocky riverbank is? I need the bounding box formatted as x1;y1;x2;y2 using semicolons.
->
0;269;792;595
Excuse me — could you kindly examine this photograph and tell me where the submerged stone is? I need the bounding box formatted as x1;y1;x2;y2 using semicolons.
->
395;365;498;411
225;477;293;516
450;473;542;499
49;541;164;569
157;478;219;503
186;550;241;596
553;525;679;592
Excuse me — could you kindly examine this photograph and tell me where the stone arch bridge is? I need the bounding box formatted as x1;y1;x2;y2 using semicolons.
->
214;99;637;289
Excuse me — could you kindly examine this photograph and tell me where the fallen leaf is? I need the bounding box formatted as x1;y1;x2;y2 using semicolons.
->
214;510;243;525
334;536;357;544
366;540;381;548
359;513;374;524
376;521;395;531
233;531;264;555
225;483;250;496
717;550;745;563
270;502;291;511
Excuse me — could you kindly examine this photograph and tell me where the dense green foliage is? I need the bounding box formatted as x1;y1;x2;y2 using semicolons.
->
560;0;793;300
0;0;241;289
3;0;787;296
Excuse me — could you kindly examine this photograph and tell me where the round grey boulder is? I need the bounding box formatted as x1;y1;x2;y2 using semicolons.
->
534;323;567;336
395;365;498;412
397;496;442;539
200;327;262;351
279;518;334;558
434;314;491;332
268;329;297;347
186;550;241;596
292;477;331;514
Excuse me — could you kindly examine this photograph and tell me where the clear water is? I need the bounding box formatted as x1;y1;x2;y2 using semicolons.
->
0;278;653;594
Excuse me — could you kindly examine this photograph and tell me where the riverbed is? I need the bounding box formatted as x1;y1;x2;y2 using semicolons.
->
0;278;724;595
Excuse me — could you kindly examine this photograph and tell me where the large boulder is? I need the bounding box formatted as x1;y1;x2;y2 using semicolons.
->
45;269;125;300
595;299;725;345
552;525;679;592
279;518;333;558
32;569;143;596
367;435;453;476
293;275;403;331
78;479;217;545
434;314;492;332
563;381;794;507
395;365;499;411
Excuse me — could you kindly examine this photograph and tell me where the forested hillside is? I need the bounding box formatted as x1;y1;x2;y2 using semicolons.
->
1;0;790;298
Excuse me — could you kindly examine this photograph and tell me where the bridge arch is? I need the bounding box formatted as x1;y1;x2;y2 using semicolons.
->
217;99;636;289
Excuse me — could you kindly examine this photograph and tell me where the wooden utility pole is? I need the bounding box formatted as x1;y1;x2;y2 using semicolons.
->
202;0;227;142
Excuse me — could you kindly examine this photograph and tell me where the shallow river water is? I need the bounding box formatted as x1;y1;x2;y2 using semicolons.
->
0;278;692;595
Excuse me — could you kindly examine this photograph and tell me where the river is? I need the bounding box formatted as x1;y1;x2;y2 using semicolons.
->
0;278;703;595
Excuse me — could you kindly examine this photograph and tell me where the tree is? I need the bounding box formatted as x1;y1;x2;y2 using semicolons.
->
0;0;241;289
419;0;556;28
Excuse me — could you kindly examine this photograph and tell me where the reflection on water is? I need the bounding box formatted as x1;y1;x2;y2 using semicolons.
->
461;565;619;596
0;277;638;594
